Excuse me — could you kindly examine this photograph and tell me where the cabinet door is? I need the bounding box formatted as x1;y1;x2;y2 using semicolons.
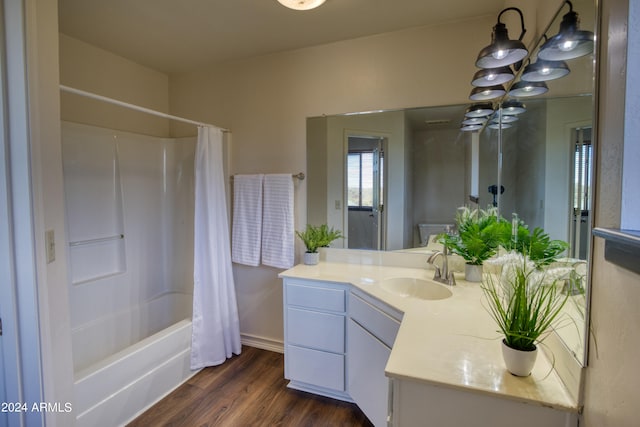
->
348;319;392;427
287;307;345;353
286;344;345;391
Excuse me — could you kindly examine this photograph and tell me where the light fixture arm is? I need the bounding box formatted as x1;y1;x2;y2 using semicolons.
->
564;1;575;13
497;7;527;41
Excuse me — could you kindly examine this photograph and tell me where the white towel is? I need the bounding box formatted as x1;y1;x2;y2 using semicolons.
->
261;174;294;269
231;174;264;266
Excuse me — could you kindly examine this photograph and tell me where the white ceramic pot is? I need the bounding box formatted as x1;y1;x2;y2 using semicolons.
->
303;252;319;265
464;263;483;282
501;339;538;377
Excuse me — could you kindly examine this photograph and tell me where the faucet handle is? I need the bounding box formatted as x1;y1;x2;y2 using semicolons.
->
432;265;442;280
447;272;457;287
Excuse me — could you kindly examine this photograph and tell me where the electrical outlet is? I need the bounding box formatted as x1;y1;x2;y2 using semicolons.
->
335;200;341;210
45;229;55;263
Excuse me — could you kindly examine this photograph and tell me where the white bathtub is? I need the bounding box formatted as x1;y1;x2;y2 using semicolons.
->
73;292;198;427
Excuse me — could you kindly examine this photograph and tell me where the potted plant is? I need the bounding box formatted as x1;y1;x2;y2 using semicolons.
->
482;253;569;376
439;207;502;282
497;222;569;268
296;224;343;265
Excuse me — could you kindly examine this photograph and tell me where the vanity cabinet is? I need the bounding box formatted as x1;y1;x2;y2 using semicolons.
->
389;378;578;427
348;290;402;427
283;278;350;401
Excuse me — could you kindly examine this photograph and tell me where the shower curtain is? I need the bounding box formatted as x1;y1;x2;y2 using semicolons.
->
191;126;241;369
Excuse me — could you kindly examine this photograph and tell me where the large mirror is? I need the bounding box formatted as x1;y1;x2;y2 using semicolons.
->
306;0;595;365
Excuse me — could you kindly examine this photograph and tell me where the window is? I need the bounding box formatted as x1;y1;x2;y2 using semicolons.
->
573;128;592;212
347;151;375;209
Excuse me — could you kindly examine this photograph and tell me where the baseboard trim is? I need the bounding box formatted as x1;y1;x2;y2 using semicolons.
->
287;381;353;403
241;333;284;354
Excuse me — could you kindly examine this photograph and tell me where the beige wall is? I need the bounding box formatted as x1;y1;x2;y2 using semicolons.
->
49;1;640;425
59;34;171;137
411;127;467;231
169;16;496;344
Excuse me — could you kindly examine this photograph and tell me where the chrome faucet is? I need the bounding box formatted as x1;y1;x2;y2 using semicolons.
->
563;259;587;295
427;246;456;286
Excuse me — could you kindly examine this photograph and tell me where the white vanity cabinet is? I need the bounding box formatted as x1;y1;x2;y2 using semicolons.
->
389;378;578;427
281;264;579;427
348;290;402;427
283;278;350;401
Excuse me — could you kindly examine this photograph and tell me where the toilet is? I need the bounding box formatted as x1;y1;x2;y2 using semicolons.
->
417;223;453;248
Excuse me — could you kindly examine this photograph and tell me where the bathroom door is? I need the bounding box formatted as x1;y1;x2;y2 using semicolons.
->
347;136;385;250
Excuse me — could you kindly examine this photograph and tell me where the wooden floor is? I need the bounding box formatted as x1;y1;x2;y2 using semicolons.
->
128;346;373;427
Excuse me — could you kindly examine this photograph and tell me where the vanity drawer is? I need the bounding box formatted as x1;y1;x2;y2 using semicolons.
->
286;344;345;391
287;307;345;353
286;282;346;312
349;292;400;349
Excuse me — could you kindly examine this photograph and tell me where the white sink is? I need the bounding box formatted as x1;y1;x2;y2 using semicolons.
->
380;277;453;300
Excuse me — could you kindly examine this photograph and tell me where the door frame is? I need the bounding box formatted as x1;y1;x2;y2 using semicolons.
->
343;130;389;250
0;1;46;425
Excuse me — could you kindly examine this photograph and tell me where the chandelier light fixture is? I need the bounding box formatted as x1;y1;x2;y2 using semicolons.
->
508;80;549;97
538;1;594;61
521;59;570;82
465;103;495;118
469;85;506;101
501;100;526;115
475;7;528;69
461;2;592;132
471;66;515;87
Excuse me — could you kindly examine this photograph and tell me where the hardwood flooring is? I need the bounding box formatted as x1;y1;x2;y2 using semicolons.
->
128;346;373;427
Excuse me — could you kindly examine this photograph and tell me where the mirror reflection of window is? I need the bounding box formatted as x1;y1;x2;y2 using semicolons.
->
571;127;592;259
347;151;374;208
347;136;385;250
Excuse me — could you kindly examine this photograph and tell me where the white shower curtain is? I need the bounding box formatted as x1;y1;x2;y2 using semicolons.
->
191;126;241;369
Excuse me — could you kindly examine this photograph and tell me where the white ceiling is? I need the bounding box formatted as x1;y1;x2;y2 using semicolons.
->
58;0;505;74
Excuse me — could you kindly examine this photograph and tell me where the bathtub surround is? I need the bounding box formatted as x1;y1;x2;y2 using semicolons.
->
191;126;242;369
62;122;197;425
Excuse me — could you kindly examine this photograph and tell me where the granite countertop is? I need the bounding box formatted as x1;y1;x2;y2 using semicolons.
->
279;256;579;413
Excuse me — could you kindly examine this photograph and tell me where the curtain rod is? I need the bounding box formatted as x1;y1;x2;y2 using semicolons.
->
59;85;230;132
230;173;305;180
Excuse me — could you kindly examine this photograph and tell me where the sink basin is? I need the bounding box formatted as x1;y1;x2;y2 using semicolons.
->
380;277;453;300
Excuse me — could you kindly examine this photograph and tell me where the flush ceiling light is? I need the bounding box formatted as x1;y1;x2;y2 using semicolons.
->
471;66;515;87
521;59;570;82
475;7;528;69
277;0;326;10
538;1;594;61
465;103;495;118
508;80;549;97
469;85;506;101
501;100;526;115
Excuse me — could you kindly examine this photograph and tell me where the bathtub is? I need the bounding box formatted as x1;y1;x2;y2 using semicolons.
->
73;292;198;427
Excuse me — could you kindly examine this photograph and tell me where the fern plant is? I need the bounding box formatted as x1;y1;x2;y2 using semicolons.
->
296;224;343;253
439;207;502;265
498;222;568;267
